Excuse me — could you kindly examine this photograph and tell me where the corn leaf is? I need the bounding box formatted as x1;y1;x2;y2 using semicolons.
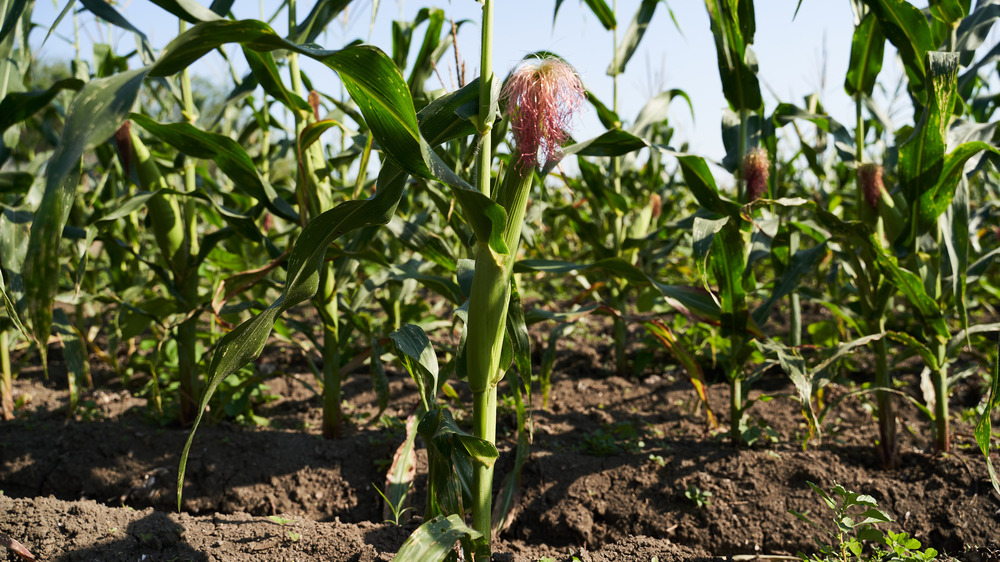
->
677;154;741;217
391;514;481;562
863;0;932;99
129;114;299;222
870;239;950;340
608;0;658;76
0;78;84;133
845;12;885;97
704;0;762;111
975;339;1000;495
555;0;616;30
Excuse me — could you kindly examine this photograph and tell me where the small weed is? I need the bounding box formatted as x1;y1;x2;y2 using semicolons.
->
139;532;153;543
287;531;301;542
684;485;712;508
790;482;939;562
648;454;666;467
373;482;414;525
268;515;295;526
580;421;647;456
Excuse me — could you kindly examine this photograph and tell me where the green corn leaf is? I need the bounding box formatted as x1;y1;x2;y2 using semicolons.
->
406;8;445;102
753;243;827;327
129;113;299;222
928;0;968;25
631;88;693;139
863;0;933;99
561;128;649;159
886;331;940;372
0;78;84;133
492;431;531;535
693;216;730;293
608;0;658;76
0;0;28;46
975;339;1000;495
505;283;532;400
677;154;742;217
704;0;762;111
956;2;1000;66
870;239;950;340
771;103;855;163
79;0;156;63
390;323;440;383
391;514;481;562
555;0;616;30
242;48;312;115
952;177;970;348
711;219;749;337
898;51;959;239
515;257;729;328
0;207;30;339
24;67;146;369
844;12;886;97
147;0;223;23
92;191;160;224
919;141;1000;229
291;0;353;44
586;91;622;129
386;216;457;271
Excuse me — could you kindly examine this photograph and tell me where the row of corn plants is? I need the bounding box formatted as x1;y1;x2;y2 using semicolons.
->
1;0;1000;560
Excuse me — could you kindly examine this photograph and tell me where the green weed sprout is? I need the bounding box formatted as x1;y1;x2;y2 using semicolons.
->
789;482;939;562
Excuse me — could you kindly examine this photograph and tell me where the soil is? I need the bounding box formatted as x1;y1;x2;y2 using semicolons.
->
2;317;1000;562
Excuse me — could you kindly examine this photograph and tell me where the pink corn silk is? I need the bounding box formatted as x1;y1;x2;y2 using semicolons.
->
501;58;585;171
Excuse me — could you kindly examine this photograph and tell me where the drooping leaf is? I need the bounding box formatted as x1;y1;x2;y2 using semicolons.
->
24;68;146;368
608;0;658;76
291;0;353;44
147;0;224;23
676;154;741;217
844;11;885;98
555;0;617;30
870;239;950;340
130;114;299;221
0;78;85;133
974;339;1000;495
391;515;481;562
704;0;762;111
863;0;933;99
898;51;959;240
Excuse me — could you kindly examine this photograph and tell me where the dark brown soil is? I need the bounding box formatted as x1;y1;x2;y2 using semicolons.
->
2;327;999;561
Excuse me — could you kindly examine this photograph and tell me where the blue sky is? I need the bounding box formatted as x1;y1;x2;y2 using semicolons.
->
28;1;931;161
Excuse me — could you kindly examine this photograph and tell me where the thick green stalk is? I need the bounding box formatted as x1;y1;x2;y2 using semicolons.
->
476;0;495;198
175;20;201;425
873;334;896;465
789;230;802;347
609;0;630;376
1;330;12;420
737;109;749;202
730;373;741;445
855;95;864;162
468;160;533;559
319;265;342;439
933;341;950;452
